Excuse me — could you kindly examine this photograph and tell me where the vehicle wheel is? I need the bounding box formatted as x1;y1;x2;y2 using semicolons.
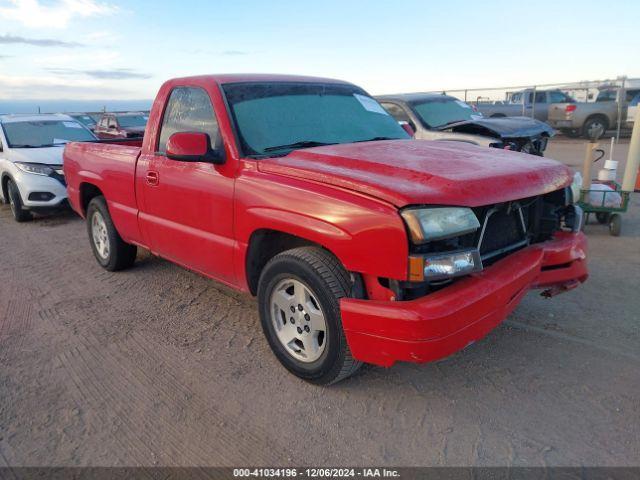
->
6;179;32;222
490;113;506;118
596;212;610;224
86;196;137;271
257;246;362;385
609;213;622;236
561;128;581;138
582;116;608;140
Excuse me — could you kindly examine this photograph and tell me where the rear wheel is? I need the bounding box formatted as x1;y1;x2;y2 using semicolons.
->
7;179;32;222
583;116;608;140
257;246;362;385
86;196;137;271
609;213;622;236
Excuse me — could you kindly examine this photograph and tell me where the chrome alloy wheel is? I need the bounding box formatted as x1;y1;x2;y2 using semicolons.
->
91;210;110;260
270;278;327;363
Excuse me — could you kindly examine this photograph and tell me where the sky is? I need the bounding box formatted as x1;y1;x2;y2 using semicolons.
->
0;0;638;102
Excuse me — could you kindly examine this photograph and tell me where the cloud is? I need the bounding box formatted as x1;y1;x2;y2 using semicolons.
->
0;34;83;47
0;0;117;29
221;50;249;56
46;67;152;80
0;73;141;99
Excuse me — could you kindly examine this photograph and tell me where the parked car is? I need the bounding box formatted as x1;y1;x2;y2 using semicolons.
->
94;112;148;139
476;89;575;122
377;93;554;156
64;74;588;385
626;93;640;128
548;87;640;139
0;113;96;221
67;113;98;131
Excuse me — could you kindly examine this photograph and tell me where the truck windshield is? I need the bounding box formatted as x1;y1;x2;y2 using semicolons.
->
411;98;478;129
116;115;148;128
2;120;95;148
222;82;408;157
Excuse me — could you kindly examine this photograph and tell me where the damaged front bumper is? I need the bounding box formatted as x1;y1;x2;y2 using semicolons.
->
340;231;588;367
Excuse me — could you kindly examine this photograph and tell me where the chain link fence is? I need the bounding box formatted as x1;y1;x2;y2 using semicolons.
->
425;76;640;141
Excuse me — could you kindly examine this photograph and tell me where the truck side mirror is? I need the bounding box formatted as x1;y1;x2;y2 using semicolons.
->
166;132;225;165
399;121;415;138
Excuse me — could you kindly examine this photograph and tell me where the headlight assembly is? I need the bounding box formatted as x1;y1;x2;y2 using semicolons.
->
401;207;480;244
15;162;55;176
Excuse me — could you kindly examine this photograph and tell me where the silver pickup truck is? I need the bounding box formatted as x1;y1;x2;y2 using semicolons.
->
476;89;576;122
548;87;640;139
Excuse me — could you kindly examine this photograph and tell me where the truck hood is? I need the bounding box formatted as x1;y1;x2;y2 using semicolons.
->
6;146;64;166
258;140;572;207
443;116;555;139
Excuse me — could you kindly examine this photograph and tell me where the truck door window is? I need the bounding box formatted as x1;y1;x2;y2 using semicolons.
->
535;92;546;103
158;87;219;153
510;93;522;104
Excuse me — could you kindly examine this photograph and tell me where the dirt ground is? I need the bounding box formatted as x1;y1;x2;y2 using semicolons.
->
0;137;638;468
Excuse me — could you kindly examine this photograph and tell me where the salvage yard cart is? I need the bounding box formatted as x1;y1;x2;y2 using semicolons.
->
579;181;631;236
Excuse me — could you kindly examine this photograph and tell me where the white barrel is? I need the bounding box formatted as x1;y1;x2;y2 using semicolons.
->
604;159;618;170
597;169;616;181
622;107;640;191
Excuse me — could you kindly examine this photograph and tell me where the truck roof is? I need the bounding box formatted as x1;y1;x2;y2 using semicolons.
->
165;73;354;86
0;113;74;124
376;93;457;103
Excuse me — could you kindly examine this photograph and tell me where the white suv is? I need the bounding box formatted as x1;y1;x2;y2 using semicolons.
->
0;114;96;221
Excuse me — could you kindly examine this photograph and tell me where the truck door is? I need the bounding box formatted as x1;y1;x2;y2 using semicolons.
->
534;91;549;121
136;86;236;284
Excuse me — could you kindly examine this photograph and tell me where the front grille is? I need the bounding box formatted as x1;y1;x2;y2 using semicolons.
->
409;189;567;266
478;207;526;257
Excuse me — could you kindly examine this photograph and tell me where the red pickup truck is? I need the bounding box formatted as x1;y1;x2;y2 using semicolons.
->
64;74;588;385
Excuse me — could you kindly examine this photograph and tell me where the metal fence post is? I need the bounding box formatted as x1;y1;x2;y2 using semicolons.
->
615;77;626;143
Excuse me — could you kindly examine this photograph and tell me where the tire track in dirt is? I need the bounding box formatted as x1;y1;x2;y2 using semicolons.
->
55;328;286;466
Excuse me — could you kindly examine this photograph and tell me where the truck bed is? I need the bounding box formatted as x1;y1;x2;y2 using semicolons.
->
63;139;144;245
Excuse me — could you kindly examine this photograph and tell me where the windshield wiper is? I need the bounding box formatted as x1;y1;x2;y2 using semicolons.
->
263;140;337;153
354;136;397;143
10;144;45;148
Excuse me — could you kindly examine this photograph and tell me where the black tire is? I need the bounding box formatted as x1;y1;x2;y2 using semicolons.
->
6;179;32;222
257;246;362;385
582;116;608;140
86;196;137;271
596;212;610;224
609;213;622;237
490;113;506;118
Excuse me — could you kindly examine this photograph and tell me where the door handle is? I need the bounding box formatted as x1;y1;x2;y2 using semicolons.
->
146;171;159;186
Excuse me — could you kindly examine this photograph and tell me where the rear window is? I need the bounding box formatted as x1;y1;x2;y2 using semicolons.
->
116;115;148;128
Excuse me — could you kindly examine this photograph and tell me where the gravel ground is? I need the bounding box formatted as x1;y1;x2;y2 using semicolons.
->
0;138;638;467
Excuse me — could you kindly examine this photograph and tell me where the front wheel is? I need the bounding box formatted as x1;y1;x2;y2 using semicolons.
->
86;196;137;271
7;179;32;222
257;247;362;385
